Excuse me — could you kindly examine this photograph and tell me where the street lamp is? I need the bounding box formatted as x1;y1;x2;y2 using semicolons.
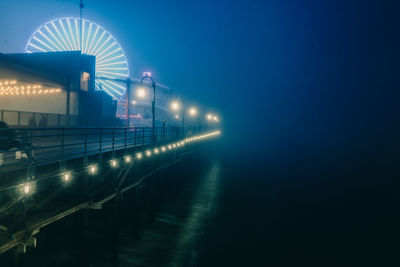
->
189;107;197;117
170;101;180;111
170;99;185;129
140;72;156;141
136;88;146;99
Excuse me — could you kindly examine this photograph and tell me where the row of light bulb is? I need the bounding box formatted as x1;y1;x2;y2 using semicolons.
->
19;130;221;195
0;88;62;96
0;85;42;90
0;80;17;86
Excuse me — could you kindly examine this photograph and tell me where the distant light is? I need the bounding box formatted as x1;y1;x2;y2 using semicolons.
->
173;144;176;148
189;107;197;116
125;155;132;163
207;113;213;120
161;146;166;152
154;148;159;154
131;100;137;105
168;145;172;150
146;150;152;157
136;88;146;98
143;72;152;77
170;101;180;111
136;152;143;159
89;165;97;175
175;115;179;119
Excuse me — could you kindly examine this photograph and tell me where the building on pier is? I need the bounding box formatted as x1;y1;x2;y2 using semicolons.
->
0;51;118;127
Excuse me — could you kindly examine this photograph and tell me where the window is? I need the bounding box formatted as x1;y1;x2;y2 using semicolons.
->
80;72;90;91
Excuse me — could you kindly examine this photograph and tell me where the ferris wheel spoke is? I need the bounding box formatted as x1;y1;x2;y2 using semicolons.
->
96;41;117;59
93;35;112;56
28;42;48;52
89;30;106;55
66;18;78;50
60;19;74;51
104;79;127;90
45;25;67;51
97;73;115;79
74;18;80;51
96;82;114;96
97;69;128;77
38;29;62;51
96;61;127;68
81;20;86;52
51;21;70;51
97;67;128;71
84;22;93;54
100;80;123;95
32;36;56;52
87;25;100;55
97;47;121;62
96;54;124;65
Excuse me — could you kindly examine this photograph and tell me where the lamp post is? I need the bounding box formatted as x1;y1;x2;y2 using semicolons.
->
140;72;156;141
170;99;185;128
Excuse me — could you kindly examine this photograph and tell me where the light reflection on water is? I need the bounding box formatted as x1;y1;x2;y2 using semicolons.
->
170;162;220;266
115;161;221;267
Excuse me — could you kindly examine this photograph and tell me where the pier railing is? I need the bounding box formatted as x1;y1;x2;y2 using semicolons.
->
0;126;200;172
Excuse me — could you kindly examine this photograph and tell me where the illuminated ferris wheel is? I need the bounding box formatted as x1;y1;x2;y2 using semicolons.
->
25;17;129;99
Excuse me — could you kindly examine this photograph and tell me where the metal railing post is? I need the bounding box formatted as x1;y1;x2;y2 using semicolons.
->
124;127;127;152
84;128;88;166
61;128;65;163
142;128;145;146
27;128;34;178
134;128;137;147
112;128;115;153
99;128;103;154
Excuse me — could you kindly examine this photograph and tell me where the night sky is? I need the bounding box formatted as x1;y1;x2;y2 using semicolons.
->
1;0;398;155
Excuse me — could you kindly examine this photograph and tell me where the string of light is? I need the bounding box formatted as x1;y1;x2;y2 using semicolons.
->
0;80;62;96
17;130;221;196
